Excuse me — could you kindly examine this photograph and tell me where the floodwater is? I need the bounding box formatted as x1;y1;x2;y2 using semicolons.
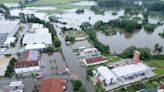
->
54;1;164;54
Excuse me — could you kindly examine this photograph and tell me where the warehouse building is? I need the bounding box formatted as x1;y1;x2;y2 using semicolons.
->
0;20;20;48
22;32;52;46
14;50;40;74
112;62;148;80
96;66;117;85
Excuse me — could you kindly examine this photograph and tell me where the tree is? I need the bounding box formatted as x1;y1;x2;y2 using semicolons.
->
86;67;94;77
120;46;151;60
71;80;83;91
144;23;156;32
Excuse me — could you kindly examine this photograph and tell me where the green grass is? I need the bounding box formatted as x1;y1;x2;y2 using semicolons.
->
65;30;87;38
145;60;164;75
0;0;19;3
102;53;121;62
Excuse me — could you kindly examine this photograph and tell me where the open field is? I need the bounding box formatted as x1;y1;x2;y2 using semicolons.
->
27;0;82;6
0;0;19;3
145;60;164;75
102;53;121;62
66;30;87;38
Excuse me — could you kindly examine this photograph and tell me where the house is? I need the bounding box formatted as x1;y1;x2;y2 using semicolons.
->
96;66;117;85
79;47;100;59
83;56;108;66
39;78;66;92
14;50;40;74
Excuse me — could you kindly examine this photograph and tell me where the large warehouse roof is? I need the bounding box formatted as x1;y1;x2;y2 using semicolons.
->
97;66;117;81
0;20;20;34
112;63;148;77
23;32;52;45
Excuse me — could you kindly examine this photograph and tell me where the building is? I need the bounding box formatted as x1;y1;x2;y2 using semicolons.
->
3;3;20;8
0;20;20;48
96;66;117;85
112;62;148;80
39;78;66;92
83;56;108;67
79;47;100;59
3;37;16;47
22;32;52;46
133;51;140;64
14;50;40;74
30;23;44;33
7;81;24;92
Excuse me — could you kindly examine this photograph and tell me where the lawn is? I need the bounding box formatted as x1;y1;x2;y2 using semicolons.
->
0;0;19;3
102;53;121;62
145;60;164;75
65;30;87;38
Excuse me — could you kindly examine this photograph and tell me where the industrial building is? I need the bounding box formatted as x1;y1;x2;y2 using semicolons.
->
14;50;40;74
96;66;117;85
0;20;20;48
22;32;52;45
112;62;148;80
22;23;52;49
94;51;152;87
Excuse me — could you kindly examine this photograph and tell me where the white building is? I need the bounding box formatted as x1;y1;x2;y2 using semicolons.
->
3;37;16;47
112;62;148;79
8;81;24;92
97;66;117;85
30;23;43;33
3;3;20;8
22;32;52;46
14;50;40;74
79;47;100;59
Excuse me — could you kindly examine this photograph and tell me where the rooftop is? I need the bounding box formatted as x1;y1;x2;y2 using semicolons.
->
14;61;38;68
22;32;52;45
112;62;148;77
20;50;39;62
97;66;117;81
9;81;23;87
85;56;107;64
39;78;66;92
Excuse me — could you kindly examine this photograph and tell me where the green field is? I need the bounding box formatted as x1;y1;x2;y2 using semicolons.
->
0;0;19;3
145;60;164;75
102;53;121;62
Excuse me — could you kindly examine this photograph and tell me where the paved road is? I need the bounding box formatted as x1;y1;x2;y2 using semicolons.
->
54;25;95;92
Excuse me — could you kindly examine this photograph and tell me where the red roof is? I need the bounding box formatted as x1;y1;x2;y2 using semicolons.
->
14;61;38;68
160;84;164;89
85;56;107;64
39;78;66;92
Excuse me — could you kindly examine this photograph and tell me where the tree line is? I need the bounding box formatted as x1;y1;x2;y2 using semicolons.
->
80;22;110;54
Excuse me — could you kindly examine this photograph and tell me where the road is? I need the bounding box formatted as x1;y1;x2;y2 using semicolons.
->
54;24;95;92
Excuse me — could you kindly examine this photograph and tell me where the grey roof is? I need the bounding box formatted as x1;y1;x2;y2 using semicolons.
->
0;33;8;47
